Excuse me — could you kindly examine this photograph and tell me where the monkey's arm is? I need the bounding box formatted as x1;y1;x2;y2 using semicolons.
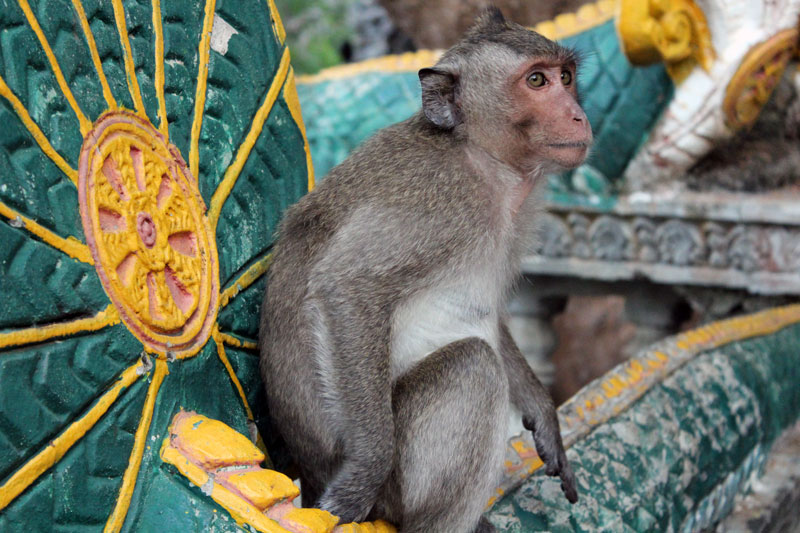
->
498;322;578;503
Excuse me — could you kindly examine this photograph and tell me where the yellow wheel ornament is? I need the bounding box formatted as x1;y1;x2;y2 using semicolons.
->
723;28;799;130
78;111;219;358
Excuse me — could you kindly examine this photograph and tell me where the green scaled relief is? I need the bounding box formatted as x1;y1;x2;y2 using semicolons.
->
486;322;800;532
0;0;309;529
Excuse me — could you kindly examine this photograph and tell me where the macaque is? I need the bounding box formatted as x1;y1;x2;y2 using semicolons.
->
259;8;591;532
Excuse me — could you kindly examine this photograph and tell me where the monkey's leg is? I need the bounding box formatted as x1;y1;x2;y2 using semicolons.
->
298;474;321;508
381;337;507;533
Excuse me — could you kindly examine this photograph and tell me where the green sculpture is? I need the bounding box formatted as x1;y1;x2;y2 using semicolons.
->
0;0;309;530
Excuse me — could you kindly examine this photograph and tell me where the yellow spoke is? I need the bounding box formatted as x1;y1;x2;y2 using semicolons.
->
99;229;135;271
0;74;78;186
208;48;291;229
212;327;267;455
217;331;257;351
0;199;93;264
151;0;169;139
266;0;286;44
284;67;315;191
111;0;146;116
219;252;272;308
0;305;118;351
165;252;202;303
18;0;92;135
0;360;146;511
104;358;168;533
71;0;117;109
189;0;217;179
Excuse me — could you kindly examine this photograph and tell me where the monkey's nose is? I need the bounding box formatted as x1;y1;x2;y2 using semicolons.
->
572;116;583;122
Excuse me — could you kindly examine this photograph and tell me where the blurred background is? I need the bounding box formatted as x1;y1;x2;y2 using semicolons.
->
276;0;588;75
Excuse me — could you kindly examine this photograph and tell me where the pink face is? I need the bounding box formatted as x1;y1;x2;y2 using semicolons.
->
511;59;593;170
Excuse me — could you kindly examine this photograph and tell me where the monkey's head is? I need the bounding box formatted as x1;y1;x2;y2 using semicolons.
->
419;7;592;175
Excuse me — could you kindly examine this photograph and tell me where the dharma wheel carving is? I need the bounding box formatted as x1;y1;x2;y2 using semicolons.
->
78;111;219;357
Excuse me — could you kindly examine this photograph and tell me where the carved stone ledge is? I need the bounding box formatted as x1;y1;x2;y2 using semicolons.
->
527;191;800;295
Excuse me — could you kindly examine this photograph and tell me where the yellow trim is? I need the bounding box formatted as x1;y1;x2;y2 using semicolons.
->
18;0;92;135
189;0;217;180
266;0;286;44
284;68;315;191
213;329;255;422
151;0;169;139
0;361;145;510
674;303;800;352
0;74;79;186
533;0;615;41
208;48;291;228
160;444;291;533
212;328;267;456
583;304;800;414
0;305;118;351
220;253;273;308
104;359;168;533
218;331;258;351
71;0;117;109
565;304;800;420
111;0;147;116
0;199;93;264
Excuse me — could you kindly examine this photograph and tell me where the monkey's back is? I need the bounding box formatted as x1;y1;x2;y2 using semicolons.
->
259;112;505;468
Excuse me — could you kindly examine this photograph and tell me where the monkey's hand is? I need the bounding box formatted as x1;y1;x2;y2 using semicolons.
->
522;413;578;504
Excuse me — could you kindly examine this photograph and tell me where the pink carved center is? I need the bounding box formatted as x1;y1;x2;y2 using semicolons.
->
137;212;157;248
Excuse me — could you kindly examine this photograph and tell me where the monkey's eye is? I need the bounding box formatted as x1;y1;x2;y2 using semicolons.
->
526;72;546;88
561;70;573;86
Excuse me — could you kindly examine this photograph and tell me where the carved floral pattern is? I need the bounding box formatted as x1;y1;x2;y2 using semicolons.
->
534;209;800;275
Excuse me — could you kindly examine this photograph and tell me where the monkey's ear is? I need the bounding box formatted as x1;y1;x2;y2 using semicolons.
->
475;6;506;27
419;67;461;130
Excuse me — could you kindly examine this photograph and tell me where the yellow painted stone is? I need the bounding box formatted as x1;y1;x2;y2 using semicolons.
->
223;469;300;510
616;0;714;82
280;508;339;533
172;412;264;468
335;520;397;533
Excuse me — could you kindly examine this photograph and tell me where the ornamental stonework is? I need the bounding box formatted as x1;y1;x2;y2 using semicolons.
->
534;209;800;275
78;111;219;356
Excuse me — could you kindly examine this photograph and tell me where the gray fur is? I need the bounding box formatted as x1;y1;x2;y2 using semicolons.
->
259;8;587;531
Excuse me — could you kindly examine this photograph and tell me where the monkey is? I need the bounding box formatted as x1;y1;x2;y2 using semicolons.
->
259;8;591;532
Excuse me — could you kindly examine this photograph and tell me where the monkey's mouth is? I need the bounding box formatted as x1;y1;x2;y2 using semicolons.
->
548;142;590;149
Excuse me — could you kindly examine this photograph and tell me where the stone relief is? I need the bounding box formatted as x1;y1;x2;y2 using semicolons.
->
534;209;800;275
